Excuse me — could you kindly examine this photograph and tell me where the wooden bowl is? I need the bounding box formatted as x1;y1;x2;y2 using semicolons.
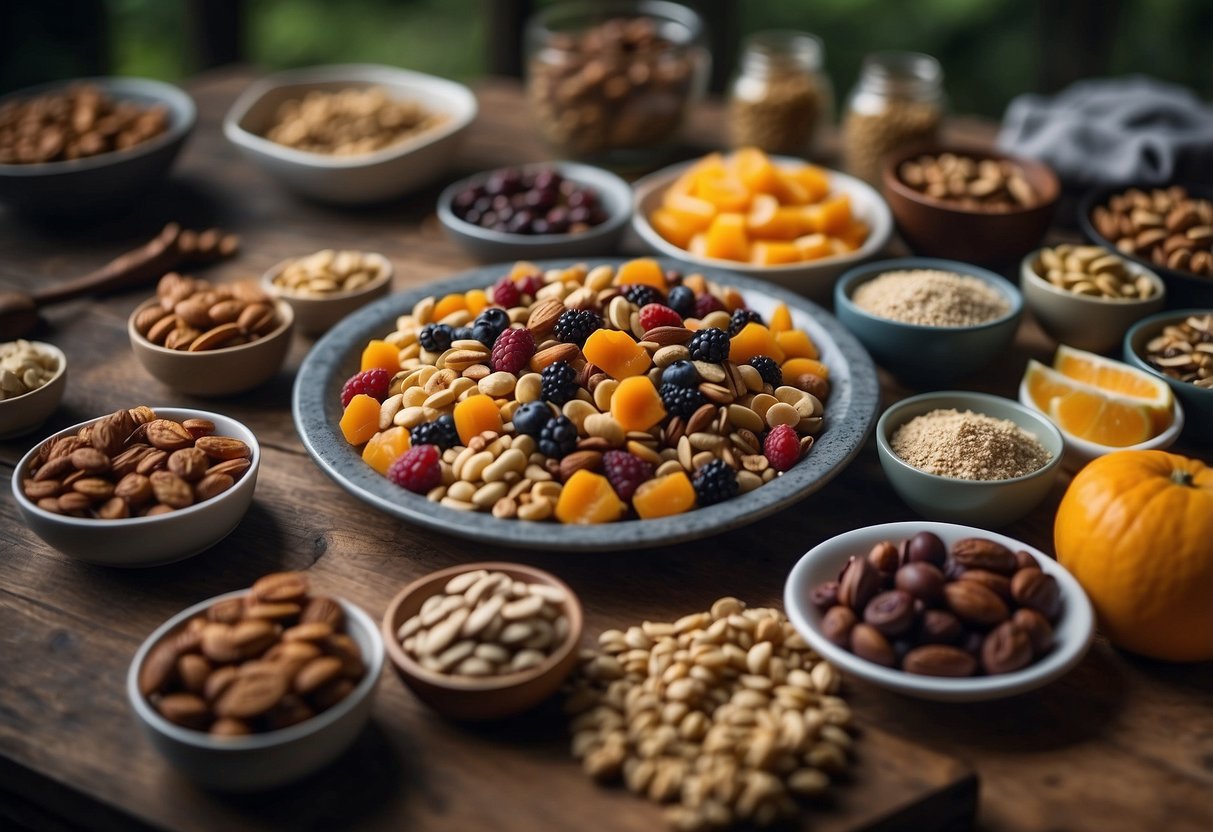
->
381;562;583;720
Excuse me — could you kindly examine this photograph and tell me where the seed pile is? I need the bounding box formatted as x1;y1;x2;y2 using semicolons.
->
0;340;59;399
265;86;446;156
853;269;1010;327
566;597;852;830
890;408;1051;480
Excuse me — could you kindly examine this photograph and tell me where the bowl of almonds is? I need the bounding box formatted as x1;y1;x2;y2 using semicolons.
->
263;249;393;336
382;562;583;720
127;571;384;790
11;405;260;566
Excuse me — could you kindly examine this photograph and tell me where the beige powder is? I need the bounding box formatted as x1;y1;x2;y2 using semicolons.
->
890;408;1050;480
853;269;1010;327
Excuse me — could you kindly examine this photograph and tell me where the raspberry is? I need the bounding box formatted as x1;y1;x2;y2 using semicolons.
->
491;327;536;374
540;360;578;404
553;308;601;346
516;272;543;298
418;323;453;353
387;444;442;494
687;328;729;363
728;308;763;336
667;285;695;318
693;293;725;318
622;284;663;308
512;401;553;437
661;359;700;389
410;414;459;450
490;277;521;308
692;459;738;506
638;303;682;332
660;383;705;419
472;307;511;347
538;415;578;459
748;356;782;388
602;450;654;502
763;424;800;472
340;368;391;408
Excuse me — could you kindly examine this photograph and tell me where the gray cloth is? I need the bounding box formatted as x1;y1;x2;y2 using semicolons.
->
998;76;1213;189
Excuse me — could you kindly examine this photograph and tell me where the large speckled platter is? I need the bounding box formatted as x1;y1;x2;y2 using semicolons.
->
293;259;879;551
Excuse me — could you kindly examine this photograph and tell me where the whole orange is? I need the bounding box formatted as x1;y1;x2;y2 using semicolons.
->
1055;450;1213;662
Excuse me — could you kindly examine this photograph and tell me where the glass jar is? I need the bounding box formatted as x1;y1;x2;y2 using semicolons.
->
842;51;944;184
727;31;833;158
525;1;710;167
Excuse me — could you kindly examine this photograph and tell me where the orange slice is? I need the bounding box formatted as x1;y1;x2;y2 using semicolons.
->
1053;345;1173;406
1048;390;1155;447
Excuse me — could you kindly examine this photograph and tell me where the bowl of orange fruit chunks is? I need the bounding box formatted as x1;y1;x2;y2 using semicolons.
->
632;148;892;298
1019;344;1184;466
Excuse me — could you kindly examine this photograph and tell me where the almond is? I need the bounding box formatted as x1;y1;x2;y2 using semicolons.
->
146;313;183;345
642;325;693;346
526;299;565;340
134;304;168;335
237;302;275;335
195;435;252;461
146;419;194;451
214;662;289;719
206;458;251;479
182;418;216;438
559;450;602;481
150;470;193;509
189;322;242;351
194;472;235;501
114;472;154;505
92;409;136;456
168;447;210;481
529;342;580;372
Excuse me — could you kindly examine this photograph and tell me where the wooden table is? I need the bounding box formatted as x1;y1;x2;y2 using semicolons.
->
2;70;1210;832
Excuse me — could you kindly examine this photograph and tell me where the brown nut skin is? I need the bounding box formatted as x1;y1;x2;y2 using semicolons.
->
1013;608;1055;656
1011;568;1063;622
867;541;901;575
957;569;1013;603
895;562;946;604
951;537;1018;575
905;531;946;567
944;581;1009;628
981;621;1035;675
850;623;896;667
821;605;858;648
919;609;965;645
837;556;880;613
809;580;840;613
1014;549;1039;572
863;590;916;637
902;645;977;678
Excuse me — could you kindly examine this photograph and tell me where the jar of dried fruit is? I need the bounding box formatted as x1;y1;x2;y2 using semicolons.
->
842;51;945;184
524;0;710;166
727;30;833;158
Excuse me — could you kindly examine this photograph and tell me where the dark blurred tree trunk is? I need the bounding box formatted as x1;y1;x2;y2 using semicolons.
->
185;0;244;70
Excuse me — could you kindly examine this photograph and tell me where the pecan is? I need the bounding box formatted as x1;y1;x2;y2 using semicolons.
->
252;572;310;604
168;447;210;482
214;663;289;719
950;537;1018;575
1011;568;1062;621
194;472;235;501
91;409;136;456
182;418;216;439
903;645;977;677
195;435;252;461
150;470;193;509
981;621;1034;675
301;596;345;630
114;472;154;506
943;580;1009;627
145;419;195;451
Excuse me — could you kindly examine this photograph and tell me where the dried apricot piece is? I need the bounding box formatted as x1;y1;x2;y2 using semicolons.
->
729;322;786;364
704;213;750;262
555;470;626;524
775;329;819;360
432;293;468;321
782;356;830;380
610;376;667;432
453;394;503;445
360;339;400;372
632;471;696;519
583;329;651;379
362;426;411;475
340;394;381;445
614;258;667;294
768;302;793;333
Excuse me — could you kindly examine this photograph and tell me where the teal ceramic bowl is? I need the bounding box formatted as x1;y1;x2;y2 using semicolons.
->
876;391;1064;527
835;257;1023;388
1123;309;1213;445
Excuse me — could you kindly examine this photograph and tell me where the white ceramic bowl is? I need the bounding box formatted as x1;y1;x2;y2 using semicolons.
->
224;64;477;204
1020;249;1165;353
262;252;393;336
12;407;260;567
0;341;67;439
784;520;1095;702
1017;377;1184;468
128;591;383;791
631;157;893;301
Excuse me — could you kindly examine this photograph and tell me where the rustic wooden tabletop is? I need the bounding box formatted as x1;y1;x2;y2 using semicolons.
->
1;69;1210;832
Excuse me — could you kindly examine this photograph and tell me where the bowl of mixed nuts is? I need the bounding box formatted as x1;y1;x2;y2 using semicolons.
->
263;249;393;336
0;339;67;439
11;405;261;566
1124;310;1213;443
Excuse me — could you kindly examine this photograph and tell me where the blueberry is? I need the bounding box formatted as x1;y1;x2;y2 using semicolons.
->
512;401;553;438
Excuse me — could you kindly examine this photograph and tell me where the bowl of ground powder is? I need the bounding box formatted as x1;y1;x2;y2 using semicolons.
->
876;390;1063;526
836;258;1022;387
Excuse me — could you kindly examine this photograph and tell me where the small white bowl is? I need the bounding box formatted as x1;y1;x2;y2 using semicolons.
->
128;591;384;791
784;520;1095;702
12;407;260;567
631;157;893;301
224;64;477;204
1020;249;1165;353
0;341;67;439
1017;378;1184;468
262;252;393;336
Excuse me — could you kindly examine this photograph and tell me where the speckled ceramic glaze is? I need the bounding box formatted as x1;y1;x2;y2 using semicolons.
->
293;259;880;551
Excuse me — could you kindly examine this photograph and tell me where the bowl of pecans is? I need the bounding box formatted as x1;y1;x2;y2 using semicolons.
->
262;249;393;336
11;406;261;566
1124;310;1213;443
881;145;1059;266
0;77;196;216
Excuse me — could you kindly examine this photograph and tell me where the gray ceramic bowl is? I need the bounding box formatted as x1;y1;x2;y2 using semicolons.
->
0;77;195;217
128;591;383;791
262;252;393;336
0;341;67;439
436;162;632;261
1020;249;1165;353
224;64;477;205
1124;309;1213;444
835;257;1023;388
876;391;1064;527
12;407;260;566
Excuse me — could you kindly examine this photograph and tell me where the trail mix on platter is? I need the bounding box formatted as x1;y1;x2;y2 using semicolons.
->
337;259;831;523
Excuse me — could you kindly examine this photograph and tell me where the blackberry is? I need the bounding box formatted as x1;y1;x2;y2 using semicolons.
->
512;401;553;438
660;383;705;419
471;307;511;347
748;356;782;388
728;308;763;336
666;285;695;318
687;327;729;363
409;414;459;450
418;323;453;353
553;308;601;347
538;415;578;459
693;459;739;506
622;284;663;309
540;360;578;405
661;359;700;389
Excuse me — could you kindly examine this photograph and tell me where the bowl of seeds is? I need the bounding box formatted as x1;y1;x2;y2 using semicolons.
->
1124;310;1213;443
263;249;393;336
875;390;1064;526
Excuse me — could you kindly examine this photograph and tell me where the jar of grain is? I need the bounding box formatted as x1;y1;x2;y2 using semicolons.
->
727;30;833;158
842;51;944;184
